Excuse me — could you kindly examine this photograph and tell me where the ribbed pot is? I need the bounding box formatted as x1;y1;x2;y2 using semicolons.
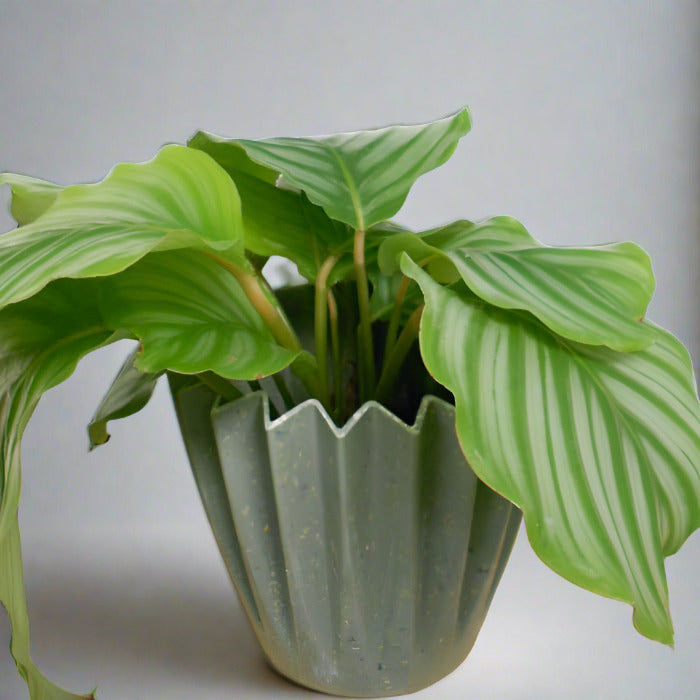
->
172;383;521;697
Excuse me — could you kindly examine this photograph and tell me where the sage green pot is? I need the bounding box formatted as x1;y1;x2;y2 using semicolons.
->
171;382;521;697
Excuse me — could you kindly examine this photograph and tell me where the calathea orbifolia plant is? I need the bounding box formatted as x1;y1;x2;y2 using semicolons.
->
0;108;698;699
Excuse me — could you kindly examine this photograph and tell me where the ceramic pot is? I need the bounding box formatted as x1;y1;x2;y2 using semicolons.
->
172;383;521;697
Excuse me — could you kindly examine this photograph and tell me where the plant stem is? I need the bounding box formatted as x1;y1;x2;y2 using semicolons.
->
374;305;424;405
272;373;295;412
205;253;302;351
315;255;340;412
196;371;243;402
382;275;410;371
354;228;375;402
327;288;343;423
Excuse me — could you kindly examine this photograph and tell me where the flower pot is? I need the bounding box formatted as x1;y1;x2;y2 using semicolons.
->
171;382;521;697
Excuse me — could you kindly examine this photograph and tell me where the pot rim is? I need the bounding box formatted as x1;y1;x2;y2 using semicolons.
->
211;390;456;438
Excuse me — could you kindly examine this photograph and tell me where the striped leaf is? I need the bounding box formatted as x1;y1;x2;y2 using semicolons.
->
0;173;62;225
379;217;656;351
401;255;700;644
99;250;299;379
196;108;471;231
87;348;161;449
0;246;304;696
0;144;245;310
189;131;356;283
189;151;353;282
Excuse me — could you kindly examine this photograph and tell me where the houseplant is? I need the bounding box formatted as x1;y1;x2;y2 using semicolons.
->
0;107;698;698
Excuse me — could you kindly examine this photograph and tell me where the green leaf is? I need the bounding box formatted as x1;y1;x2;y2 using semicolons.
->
0;523;97;700
402;255;700;644
0;247;303;694
222;173;352;283
380;217;656;351
189;133;353;283
196;108;471;231
88;348;161;449
0;144;245;310
99;250;300;380
0;279;116;699
187;131;280;184
0;173;62;225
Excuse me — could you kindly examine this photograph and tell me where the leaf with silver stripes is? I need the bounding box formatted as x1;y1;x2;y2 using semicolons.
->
401;254;700;644
0;248;303;695
99;249;300;379
0;144;246;310
379;217;656;351
196;108;471;231
188;132;354;282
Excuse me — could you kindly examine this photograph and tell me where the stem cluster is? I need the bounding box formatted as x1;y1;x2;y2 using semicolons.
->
209;232;423;424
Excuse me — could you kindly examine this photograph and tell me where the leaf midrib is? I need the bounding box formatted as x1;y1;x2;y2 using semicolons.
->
324;143;365;231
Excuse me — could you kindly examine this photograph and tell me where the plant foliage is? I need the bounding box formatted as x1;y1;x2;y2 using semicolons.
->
0;108;698;698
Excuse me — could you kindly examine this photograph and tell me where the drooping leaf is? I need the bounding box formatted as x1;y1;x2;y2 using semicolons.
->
0;144;246;310
0;173;63;225
379;217;656;351
0;243;305;695
99;249;300;380
402;255;700;644
195;108;471;231
0;279;116;699
88;347;161;449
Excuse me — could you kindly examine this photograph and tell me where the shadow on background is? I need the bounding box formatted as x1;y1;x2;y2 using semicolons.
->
0;531;316;699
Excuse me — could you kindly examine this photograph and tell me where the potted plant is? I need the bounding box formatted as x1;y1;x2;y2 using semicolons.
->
0;108;698;699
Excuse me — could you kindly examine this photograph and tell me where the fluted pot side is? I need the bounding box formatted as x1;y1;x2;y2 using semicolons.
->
172;386;520;697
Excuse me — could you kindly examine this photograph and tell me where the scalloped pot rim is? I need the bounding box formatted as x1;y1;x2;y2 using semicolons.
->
211;390;456;438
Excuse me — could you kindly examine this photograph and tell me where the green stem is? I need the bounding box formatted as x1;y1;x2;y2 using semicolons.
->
354;228;375;402
315;255;340;412
290;351;320;400
374;305;424;405
204;252;302;353
382;275;410;372
327;289;343;424
196;371;244;402
272;373;295;412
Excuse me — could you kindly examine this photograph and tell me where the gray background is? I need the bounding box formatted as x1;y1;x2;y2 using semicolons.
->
1;1;698;698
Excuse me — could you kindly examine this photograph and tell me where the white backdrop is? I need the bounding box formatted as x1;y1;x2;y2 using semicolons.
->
1;2;698;699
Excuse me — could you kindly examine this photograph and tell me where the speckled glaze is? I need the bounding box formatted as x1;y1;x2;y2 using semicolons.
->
172;386;520;697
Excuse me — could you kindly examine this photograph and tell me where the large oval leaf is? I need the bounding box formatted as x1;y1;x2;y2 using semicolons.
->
380;217;656;351
99;250;299;380
0;144;245;309
196;108;471;231
402;255;700;644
